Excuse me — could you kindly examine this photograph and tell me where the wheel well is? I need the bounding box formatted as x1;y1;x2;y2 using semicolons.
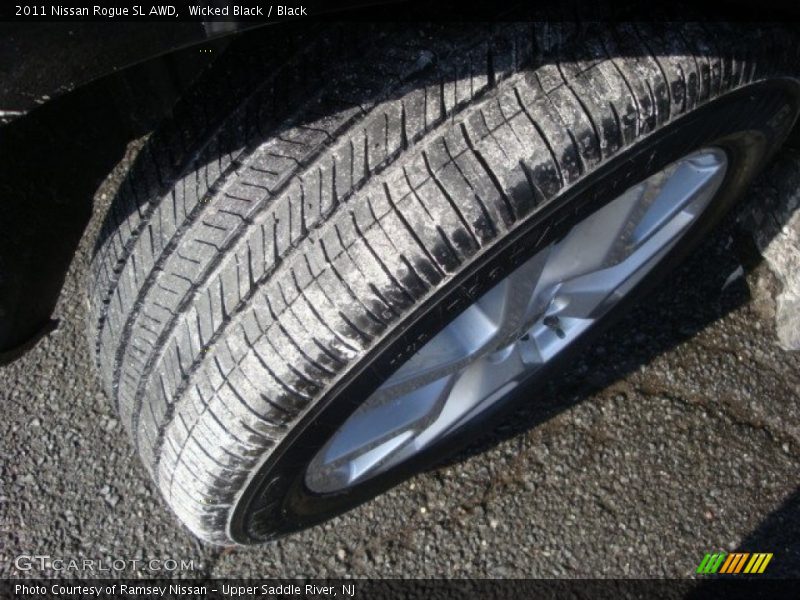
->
0;35;231;358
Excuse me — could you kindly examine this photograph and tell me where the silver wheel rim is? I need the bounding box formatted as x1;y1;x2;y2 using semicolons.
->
305;147;728;494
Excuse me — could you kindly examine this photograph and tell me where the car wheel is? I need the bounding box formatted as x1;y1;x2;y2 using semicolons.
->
87;22;800;543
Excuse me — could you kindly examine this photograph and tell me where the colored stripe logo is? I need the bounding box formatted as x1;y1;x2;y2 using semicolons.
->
696;552;773;574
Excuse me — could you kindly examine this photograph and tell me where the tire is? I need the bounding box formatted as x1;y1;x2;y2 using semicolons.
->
87;22;800;544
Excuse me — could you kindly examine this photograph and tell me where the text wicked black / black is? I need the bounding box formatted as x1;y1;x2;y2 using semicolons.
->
188;5;265;16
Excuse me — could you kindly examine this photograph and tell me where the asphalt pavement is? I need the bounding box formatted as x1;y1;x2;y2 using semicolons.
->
1;141;798;579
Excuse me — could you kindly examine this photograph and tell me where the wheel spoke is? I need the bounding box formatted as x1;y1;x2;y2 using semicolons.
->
409;351;527;449
488;246;552;344
370;243;553;403
535;181;647;291
306;374;457;489
629;156;726;253
370;303;497;405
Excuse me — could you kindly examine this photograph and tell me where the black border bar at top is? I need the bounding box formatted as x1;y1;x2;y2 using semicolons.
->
2;0;800;22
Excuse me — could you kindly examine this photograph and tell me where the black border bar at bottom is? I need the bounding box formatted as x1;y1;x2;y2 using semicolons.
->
2;578;799;600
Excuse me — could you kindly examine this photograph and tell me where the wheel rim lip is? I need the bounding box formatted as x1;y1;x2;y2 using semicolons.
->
304;147;728;494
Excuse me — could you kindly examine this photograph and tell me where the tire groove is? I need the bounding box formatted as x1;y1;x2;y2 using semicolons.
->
126;31;514;458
